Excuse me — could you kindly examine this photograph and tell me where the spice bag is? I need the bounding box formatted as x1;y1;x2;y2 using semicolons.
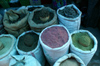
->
70;30;98;65
39;25;71;65
53;53;85;66
28;7;58;32
3;9;29;37
9;55;41;66
0;34;16;66
16;30;45;66
57;4;82;33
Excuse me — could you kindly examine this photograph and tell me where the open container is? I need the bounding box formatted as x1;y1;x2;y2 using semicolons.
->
16;30;45;66
0;34;16;66
39;25;71;65
70;30;98;65
3;8;30;37
28;7;58;34
57;4;82;33
53;53;85;66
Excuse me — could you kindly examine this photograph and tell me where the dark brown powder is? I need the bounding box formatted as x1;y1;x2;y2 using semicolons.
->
41;26;69;48
32;9;54;24
18;32;39;52
59;6;79;18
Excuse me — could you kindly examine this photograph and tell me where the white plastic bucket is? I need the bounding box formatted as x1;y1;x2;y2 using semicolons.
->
0;34;16;66
70;30;98;65
39;25;71;65
57;4;82;33
16;30;45;66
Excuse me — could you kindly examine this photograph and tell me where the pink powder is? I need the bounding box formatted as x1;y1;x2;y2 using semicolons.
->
41;26;69;48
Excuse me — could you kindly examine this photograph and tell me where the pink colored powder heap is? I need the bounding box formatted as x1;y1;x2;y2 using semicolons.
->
41;26;69;48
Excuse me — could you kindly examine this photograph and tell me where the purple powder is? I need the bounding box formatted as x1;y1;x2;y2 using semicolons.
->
41;26;69;48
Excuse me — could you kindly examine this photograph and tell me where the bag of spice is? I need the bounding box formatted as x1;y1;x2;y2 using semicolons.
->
0;34;16;66
3;8;30;37
28;7;58;33
39;25;71;65
70;30;98;65
57;4;82;33
9;55;41;66
16;30;45;66
53;53;85;66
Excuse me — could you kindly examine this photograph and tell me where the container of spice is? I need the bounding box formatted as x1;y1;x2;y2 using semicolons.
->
3;8;30;37
28;7;58;33
16;30;45;66
39;25;71;65
9;55;41;66
0;34;16;66
70;30;98;65
53;53;85;66
57;4;82;33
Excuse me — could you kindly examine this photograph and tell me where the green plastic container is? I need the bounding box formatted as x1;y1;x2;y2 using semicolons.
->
0;0;10;8
19;0;30;6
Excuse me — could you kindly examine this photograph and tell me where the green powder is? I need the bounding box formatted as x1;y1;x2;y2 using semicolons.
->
60;58;80;66
72;32;94;51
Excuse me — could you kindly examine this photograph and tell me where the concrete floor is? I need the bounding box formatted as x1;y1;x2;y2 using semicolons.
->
0;7;100;66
